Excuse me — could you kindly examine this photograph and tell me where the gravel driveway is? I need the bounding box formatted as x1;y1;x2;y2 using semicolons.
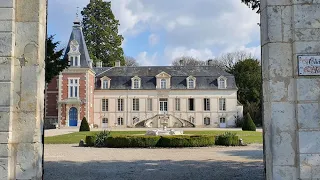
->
44;144;264;180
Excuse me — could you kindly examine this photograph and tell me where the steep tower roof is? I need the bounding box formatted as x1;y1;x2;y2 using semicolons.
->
63;18;92;68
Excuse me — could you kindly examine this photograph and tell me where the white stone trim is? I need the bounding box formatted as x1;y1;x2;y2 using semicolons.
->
131;76;141;89
218;76;227;89
67;77;80;98
186;76;196;89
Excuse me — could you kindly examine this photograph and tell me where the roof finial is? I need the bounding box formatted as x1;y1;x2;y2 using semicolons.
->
73;7;81;25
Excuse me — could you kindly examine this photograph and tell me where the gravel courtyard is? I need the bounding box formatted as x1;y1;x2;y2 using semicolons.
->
44;144;264;180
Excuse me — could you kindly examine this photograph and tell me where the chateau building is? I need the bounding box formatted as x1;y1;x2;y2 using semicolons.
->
45;20;243;128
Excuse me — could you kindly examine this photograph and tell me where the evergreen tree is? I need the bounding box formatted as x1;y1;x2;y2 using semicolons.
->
81;0;125;66
242;113;256;131
45;35;69;83
241;0;260;13
79;117;90;132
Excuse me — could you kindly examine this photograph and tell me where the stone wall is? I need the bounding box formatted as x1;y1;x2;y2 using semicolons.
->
0;0;46;179
262;0;320;179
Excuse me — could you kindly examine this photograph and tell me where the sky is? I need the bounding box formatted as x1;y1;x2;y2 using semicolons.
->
48;0;261;66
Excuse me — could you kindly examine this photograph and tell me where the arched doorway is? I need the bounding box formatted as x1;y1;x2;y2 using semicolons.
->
69;107;78;126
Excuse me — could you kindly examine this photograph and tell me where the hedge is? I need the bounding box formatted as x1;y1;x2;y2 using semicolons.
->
106;135;161;148
79;117;90;132
157;135;215;147
85;135;216;148
85;135;96;147
215;132;239;146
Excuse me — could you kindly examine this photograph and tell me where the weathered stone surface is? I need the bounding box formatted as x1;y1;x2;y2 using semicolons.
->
0;132;11;143
300;154;320;179
0;21;14;32
0;111;11;132
0;32;14;57
16;0;40;22
298;103;320;129
0;8;14;20
297;78;320;101
269;79;294;102
0;158;8;179
267;43;293;78
0;144;10;157
12;112;42;143
299;131;320;154
0;82;11;106
273;166;297;180
0;0;14;8
272;131;296;165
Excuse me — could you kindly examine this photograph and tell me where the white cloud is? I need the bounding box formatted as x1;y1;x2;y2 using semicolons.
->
164;46;215;62
136;51;158;66
148;34;159;46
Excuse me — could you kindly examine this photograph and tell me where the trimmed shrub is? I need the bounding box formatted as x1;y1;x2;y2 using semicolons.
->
242;113;256;131
215;132;239;146
157;135;215;147
103;135;214;148
85;136;96;147
105;135;161;148
95;130;111;147
79;117;90;132
235;116;244;128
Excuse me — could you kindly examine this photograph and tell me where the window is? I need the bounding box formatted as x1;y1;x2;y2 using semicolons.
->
70;56;80;67
188;98;194;111
219;98;226;111
147;98;152;111
118;99;124;111
189;116;195;123
175;98;180;111
204;117;210;125
133;79;140;89
219;78;227;89
102;80;109;89
102;99;108;112
133;98;139;111
188;79;195;89
204;98;210;111
118;117;124;125
68;78;79;98
160;79;167;89
102;118;108;124
220;117;226;123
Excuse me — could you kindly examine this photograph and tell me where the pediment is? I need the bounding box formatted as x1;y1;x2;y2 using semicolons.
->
156;71;171;78
131;76;141;80
187;75;196;80
218;76;227;80
100;76;111;81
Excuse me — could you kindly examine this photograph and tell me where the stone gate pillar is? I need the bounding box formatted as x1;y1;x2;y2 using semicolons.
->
262;0;320;179
0;0;46;179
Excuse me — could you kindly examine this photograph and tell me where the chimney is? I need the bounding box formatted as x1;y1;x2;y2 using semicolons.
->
96;61;103;68
179;60;184;66
115;60;121;67
207;59;213;66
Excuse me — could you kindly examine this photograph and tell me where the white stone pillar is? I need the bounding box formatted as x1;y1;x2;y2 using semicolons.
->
0;0;46;179
262;0;320;179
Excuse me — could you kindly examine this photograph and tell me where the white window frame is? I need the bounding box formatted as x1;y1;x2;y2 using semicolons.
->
147;98;153;111
102;118;108;124
102;99;108;112
218;76;227;89
118;99;124;111
102;80;109;89
69;55;80;67
131;76;141;89
219;98;226;111
133;98;139;111
160;79;167;89
187;76;196;89
204;98;210;111
117;117;124;125
220;117;226;123
68;78;79;98
204;117;210;125
175;98;180;111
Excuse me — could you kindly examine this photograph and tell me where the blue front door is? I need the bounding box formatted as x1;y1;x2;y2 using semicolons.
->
69;107;78;126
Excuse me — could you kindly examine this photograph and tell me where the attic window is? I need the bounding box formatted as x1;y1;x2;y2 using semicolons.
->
100;76;111;89
160;79;167;89
187;76;196;89
218;76;227;89
131;76;141;89
70;55;80;67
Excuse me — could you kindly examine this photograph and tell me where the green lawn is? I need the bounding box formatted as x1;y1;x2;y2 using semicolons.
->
44;130;262;144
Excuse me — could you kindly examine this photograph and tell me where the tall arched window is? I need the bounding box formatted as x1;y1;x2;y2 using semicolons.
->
160;79;167;89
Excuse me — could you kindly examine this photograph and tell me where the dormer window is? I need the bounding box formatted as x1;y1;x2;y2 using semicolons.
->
70;56;80;67
100;76;111;89
160;79;167;89
68;40;81;67
131;76;141;89
156;72;171;89
218;76;227;89
187;76;196;89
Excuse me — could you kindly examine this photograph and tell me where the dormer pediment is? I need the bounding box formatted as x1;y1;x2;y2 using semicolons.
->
131;76;141;80
100;76;111;81
187;75;196;80
218;76;227;80
156;71;171;78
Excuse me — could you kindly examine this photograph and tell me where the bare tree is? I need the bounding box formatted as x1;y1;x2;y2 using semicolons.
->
171;56;206;66
125;56;139;67
211;51;254;71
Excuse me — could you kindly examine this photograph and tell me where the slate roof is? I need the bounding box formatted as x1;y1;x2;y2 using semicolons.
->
95;66;237;90
63;21;92;68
